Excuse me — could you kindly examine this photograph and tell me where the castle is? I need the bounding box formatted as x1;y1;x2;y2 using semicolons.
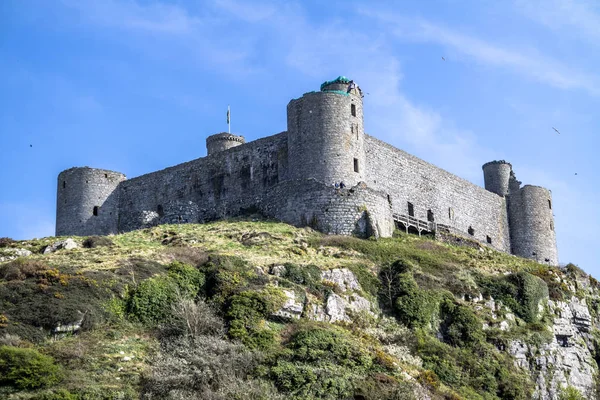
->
55;76;558;265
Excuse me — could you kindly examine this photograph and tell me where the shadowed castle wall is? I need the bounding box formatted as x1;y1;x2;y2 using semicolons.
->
365;135;511;253
117;133;288;232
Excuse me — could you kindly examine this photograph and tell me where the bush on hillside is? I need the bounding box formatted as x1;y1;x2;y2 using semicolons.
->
82;236;114;248
0;346;63;389
477;272;548;323
0;237;15;248
390;269;441;329
226;287;286;349
0;258;49;281
439;299;484;347
125;261;205;325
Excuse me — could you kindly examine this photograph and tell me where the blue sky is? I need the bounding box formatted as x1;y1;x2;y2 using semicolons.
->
1;0;598;276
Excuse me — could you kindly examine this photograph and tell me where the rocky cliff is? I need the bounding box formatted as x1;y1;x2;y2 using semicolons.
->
0;220;597;399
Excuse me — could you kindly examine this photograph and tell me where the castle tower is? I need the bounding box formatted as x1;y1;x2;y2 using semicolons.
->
56;167;126;236
286;76;366;187
206;133;245;156
508;185;558;265
482;160;512;196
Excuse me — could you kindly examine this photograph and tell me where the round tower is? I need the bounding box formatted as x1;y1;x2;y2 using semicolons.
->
286;76;366;187
482;160;512;196
508;185;558;265
56;167;126;236
206;133;245;156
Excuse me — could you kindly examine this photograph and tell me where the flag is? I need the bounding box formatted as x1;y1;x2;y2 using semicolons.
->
227;106;230;124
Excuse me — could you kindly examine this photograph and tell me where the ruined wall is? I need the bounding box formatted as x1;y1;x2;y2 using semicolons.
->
56;167;126;236
117;133;288;232
365;135;511;252
482;160;512;197
261;179;394;238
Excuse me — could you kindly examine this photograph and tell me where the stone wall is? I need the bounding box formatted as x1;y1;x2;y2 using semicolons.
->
364;135;511;253
287;89;366;187
508;185;558;264
261;179;394;238
117;133;288;232
56;167;126;236
482;160;512;197
206;132;245;156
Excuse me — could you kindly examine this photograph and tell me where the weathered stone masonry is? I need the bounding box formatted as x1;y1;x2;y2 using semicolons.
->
55;76;559;264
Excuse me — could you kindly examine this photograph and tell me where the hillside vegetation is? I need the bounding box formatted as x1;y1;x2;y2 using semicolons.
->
0;218;598;400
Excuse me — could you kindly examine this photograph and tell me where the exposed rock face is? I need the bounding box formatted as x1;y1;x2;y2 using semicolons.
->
43;238;78;254
509;297;597;399
273;290;303;320
272;267;375;323
321;268;361;292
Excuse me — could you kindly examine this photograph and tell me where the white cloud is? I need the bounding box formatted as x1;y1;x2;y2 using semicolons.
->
60;0;256;76
360;9;600;96
515;0;600;43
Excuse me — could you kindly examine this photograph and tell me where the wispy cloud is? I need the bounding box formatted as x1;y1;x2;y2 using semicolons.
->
514;0;600;43
360;8;600;96
60;0;256;76
206;0;493;181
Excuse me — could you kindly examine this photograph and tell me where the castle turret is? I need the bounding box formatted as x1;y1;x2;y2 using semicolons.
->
286;76;366;187
482;160;512;197
56;167;126;236
508;185;558;265
206;133;245;156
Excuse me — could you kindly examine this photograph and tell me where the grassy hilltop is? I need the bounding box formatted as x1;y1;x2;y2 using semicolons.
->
0;218;598;400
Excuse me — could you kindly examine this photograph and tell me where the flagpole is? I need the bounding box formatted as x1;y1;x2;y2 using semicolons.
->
227;105;230;134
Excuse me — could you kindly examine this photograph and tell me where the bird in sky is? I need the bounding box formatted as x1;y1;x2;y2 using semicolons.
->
29;144;32;147
441;56;446;61
552;127;561;134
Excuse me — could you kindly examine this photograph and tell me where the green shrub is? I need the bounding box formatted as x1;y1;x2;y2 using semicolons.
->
226;287;286;349
203;255;256;305
126;276;177;324
0;346;63;389
440;299;484;347
477;272;548;323
416;332;533;399
125;262;205;325
281;263;322;290
347;263;381;298
286;325;372;368
31;389;78;400
558;385;585;400
392;272;440;329
269;361;358;399
167;261;205;297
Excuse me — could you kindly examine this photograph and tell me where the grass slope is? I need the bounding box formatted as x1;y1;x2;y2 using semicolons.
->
0;217;597;399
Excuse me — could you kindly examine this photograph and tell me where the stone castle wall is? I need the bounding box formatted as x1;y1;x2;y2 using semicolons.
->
117;133;288;232
56;168;126;236
364;135;511;253
287;90;366;187
54;77;558;264
261;179;394;238
508;185;558;264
